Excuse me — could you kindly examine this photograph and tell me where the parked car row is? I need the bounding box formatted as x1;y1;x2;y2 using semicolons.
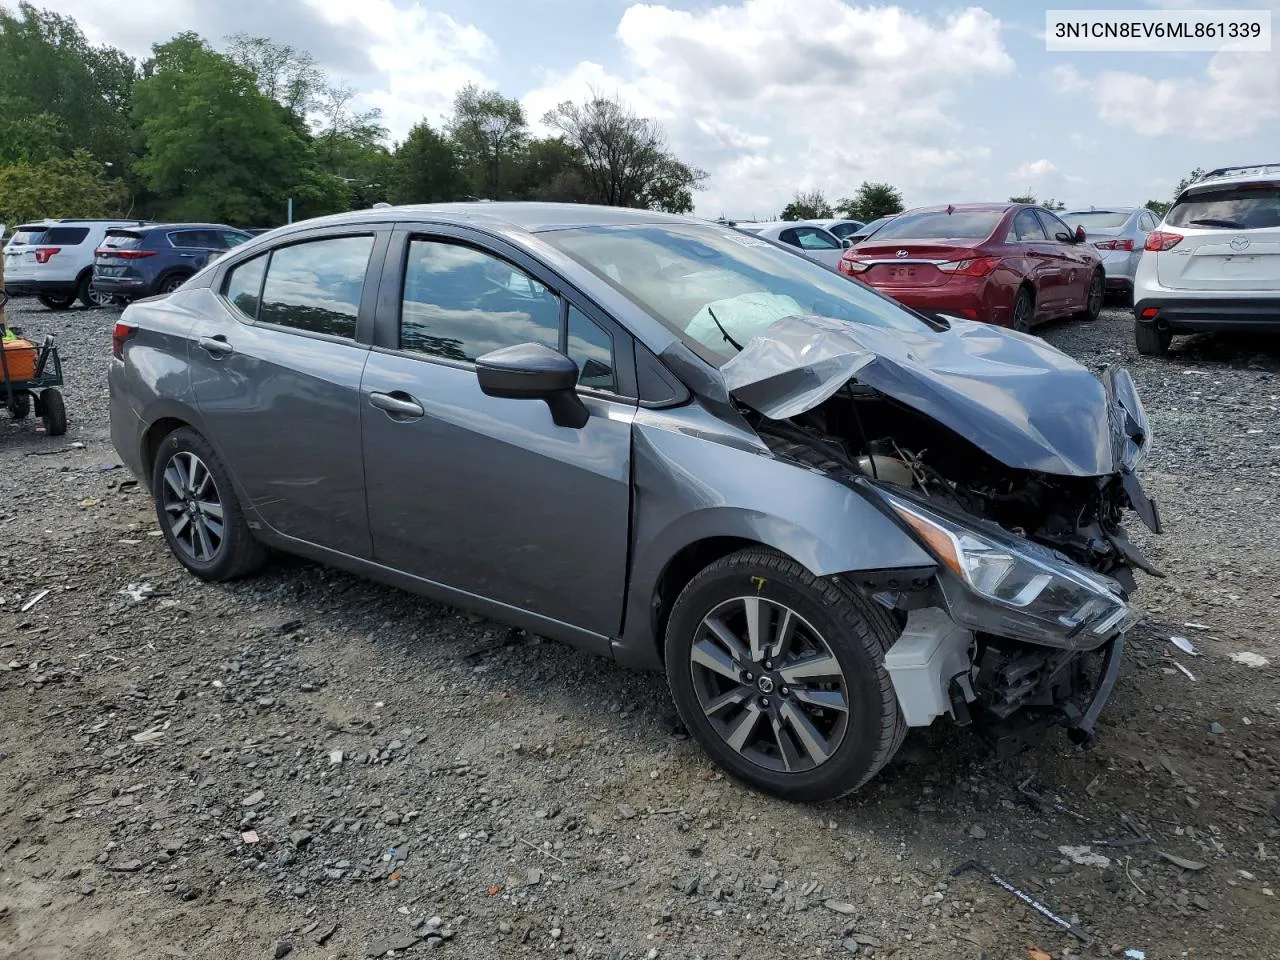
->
2;218;255;309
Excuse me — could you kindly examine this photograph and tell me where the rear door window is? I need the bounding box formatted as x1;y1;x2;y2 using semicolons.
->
42;227;90;245
1008;209;1048;242
792;227;841;250
1167;184;1280;230
258;235;374;339
170;230;218;248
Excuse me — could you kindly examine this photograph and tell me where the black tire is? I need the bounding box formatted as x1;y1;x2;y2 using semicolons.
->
664;548;905;801
158;273;191;295
1075;270;1104;321
77;271;113;309
39;388;66;436
1010;286;1034;333
1135;322;1171;356
37;293;75;311
151;427;268;582
6;390;31;420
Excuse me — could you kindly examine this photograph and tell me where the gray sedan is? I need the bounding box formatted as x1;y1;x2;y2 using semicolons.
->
734;221;846;268
109;202;1159;801
1060;207;1159;300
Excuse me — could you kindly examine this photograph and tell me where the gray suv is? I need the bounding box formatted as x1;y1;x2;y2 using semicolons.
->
109;203;1159;800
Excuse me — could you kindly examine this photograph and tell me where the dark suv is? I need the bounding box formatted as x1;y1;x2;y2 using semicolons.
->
94;224;252;300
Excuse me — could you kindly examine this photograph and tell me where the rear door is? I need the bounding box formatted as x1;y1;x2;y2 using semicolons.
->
787;226;844;267
1158;182;1280;291
1006;208;1057;308
169;229;223;272
359;225;635;638
189;228;389;556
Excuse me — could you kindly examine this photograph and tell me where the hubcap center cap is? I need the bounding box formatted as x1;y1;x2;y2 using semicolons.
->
756;676;775;695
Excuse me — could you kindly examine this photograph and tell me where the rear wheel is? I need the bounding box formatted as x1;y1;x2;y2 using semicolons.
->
1135;322;1171;356
39;388;66;436
665;548;905;801
151;427;267;581
1010;286;1034;333
158;273;190;295
6;390;31;420
37;293;75;311
1076;270;1104;321
79;272;115;308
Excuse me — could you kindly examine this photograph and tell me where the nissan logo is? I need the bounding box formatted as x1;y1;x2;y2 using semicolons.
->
895;249;909;258
1230;236;1251;251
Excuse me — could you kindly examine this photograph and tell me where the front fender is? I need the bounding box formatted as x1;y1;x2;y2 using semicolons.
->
617;406;932;668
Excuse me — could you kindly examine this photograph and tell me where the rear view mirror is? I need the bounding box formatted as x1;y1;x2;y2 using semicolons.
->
476;342;588;429
1075;225;1087;243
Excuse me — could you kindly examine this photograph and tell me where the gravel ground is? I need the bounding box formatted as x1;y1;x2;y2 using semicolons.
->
2;297;1279;960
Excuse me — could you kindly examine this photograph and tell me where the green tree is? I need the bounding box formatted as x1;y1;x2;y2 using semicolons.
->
542;93;706;211
1173;166;1205;199
0;3;138;170
519;136;589;203
448;84;529;199
836;182;904;221
779;188;833;221
0;148;127;224
225;33;327;116
1008;191;1065;210
1144;199;1171;218
389;120;465;204
133;33;309;224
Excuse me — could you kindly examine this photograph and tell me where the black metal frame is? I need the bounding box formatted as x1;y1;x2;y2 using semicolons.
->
2;331;64;413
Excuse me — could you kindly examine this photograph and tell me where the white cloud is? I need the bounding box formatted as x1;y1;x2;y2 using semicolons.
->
524;0;1015;217
1054;49;1280;141
1013;159;1059;180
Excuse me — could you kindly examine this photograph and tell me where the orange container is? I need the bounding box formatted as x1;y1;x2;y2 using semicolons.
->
1;338;38;382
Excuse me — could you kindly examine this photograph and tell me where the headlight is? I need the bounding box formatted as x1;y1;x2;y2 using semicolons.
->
880;490;1137;650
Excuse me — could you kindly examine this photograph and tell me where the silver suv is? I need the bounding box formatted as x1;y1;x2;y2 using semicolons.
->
1133;164;1280;354
4;218;149;309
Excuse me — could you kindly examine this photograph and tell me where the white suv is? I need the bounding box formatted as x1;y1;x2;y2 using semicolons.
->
4;218;149;310
1133;164;1280;355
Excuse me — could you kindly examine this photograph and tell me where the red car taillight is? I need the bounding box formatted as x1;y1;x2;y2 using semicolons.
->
1094;239;1134;251
112;321;138;360
33;247;61;263
937;256;1000;278
839;258;870;275
1144;231;1182;252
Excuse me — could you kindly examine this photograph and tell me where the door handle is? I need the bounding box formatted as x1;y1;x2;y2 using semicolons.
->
369;391;425;420
198;335;233;358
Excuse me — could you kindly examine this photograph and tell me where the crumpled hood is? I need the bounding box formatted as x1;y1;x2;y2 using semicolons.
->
720;313;1121;477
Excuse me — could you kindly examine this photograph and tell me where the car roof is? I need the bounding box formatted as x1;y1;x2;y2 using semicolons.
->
1184;165;1280;194
899;203;1016;215
133;223;245;231
269;202;694;239
1063;207;1137;215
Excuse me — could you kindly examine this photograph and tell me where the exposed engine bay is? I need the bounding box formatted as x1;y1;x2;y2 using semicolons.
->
748;382;1161;593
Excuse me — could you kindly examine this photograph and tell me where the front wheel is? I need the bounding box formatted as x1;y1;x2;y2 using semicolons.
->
1075;270;1104;321
151;427;267;581
664;548;905;801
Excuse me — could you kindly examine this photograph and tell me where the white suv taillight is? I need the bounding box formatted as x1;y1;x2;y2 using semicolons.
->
1144;231;1183;252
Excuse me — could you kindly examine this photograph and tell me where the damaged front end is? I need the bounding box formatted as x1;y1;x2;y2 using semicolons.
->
720;313;1162;747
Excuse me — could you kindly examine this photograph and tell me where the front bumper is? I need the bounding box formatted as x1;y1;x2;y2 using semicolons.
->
1135;296;1280;333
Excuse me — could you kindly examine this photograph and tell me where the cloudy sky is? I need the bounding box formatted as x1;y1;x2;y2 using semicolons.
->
56;0;1280;219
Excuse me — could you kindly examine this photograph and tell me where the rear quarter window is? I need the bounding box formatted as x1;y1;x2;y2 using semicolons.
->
41;227;89;245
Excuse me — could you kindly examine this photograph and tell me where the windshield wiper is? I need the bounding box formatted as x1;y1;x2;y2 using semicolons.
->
706;307;743;352
1188;218;1246;228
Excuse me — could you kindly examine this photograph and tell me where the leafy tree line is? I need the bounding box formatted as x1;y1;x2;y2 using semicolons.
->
0;2;705;228
777;183;905;222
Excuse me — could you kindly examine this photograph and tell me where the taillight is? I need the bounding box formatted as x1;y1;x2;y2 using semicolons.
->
839;258;870;275
937;256;1000;278
1144;231;1182;252
1094;239;1134;251
33;247;61;263
96;248;156;260
112;321;138;360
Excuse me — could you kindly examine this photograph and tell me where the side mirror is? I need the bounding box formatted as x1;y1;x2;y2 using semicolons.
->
1074;225;1087;243
1054;231;1072;243
842;238;853;248
475;342;588;429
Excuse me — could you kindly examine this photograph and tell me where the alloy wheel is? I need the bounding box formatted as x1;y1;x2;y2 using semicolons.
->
87;284;115;308
160;451;225;563
1088;273;1103;315
688;596;849;774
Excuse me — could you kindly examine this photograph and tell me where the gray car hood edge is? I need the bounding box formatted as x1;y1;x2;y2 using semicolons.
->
719;314;1119;477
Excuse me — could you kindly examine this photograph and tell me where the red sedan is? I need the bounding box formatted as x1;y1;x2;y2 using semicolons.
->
838;203;1104;331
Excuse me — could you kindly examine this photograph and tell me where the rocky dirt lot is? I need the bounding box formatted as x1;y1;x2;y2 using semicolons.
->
2;298;1279;960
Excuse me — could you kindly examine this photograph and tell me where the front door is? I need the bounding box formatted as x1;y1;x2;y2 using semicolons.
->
360;229;634;638
188;230;386;556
